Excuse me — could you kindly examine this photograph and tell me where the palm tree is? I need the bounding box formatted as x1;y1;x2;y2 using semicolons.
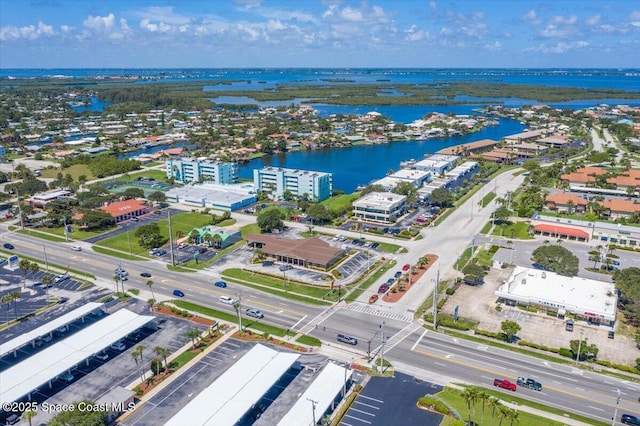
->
418;256;428;269
154;346;171;370
113;275;120;295
186;328;200;349
131;347;142;382
498;405;511;426
461;387;474;424
9;290;20;320
477;389;490;426
1;294;12;323
489;397;502;426
23;409;36;426
42;275;52;296
203;234;214;247
468;387;479;423
28;262;40;285
147;298;156;311
136;344;146;380
146;280;156;301
508;409;520;426
19;259;31;288
212;234;223;249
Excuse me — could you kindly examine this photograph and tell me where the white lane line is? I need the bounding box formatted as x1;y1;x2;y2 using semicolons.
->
349;408;376;417
360;395;384;404
341;422;354;426
588;406;604;412
434;362;447;367
412;329;428;351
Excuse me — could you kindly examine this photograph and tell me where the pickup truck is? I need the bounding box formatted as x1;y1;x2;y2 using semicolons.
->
493;379;517;391
516;377;542;391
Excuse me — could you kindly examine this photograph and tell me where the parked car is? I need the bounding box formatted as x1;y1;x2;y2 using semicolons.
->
371;242;379;249
608;330;615;339
3;243;14;249
110;341;126;351
337;334;358;345
198;247;208;254
172;289;185;297
219;295;235;305
246;308;264;318
262;261;274;267
178;243;189;249
71;245;82;251
140;272;152;278
402;264;411;271
378;284;389;293
394;271;402;279
130;217;139;222
94;352;109;361
54;273;69;283
565;319;574;332
369;294;379;304
5;413;20;425
62;373;75;383
279;264;293;271
214;281;227;288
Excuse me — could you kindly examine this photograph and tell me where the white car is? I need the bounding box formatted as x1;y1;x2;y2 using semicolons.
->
94;352;109;361
71;245;82;251
110;341;126;351
219;296;236;305
54;273;69;283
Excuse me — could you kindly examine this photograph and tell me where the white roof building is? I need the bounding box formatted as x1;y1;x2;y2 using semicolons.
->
278;362;352;426
495;266;617;323
165;344;300;426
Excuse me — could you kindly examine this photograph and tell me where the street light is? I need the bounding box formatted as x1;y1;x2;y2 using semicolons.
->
576;328;585;365
611;389;621;426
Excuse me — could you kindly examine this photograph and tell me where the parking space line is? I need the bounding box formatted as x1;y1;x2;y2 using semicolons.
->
345;414;372;424
340;421;354;426
354;401;380;410
359;395;384;404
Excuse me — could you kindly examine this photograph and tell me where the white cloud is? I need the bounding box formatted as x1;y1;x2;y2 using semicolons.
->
485;41;501;50
132;7;191;25
586;15;600;26
0;21;55;41
405;24;430;42
140;19;173;33
526;40;589;54
429;1;437;10
630;10;640;27
523;10;541;25
83;13;115;32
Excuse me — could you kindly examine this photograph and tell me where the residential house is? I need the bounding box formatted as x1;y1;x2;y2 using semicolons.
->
544;193;587;213
601;199;640;219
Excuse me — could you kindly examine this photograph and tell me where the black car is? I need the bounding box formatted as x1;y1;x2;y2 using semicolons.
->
608;330;615;339
140;272;152;278
3;242;14;249
622;414;640;425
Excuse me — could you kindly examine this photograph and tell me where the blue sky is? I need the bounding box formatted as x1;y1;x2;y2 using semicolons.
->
1;0;639;68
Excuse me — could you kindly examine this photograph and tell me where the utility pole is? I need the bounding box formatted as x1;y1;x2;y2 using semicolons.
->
16;189;25;230
127;230;133;258
63;215;68;241
611;388;621;426
43;242;49;271
307;398;318;425
168;210;175;267
433;269;440;330
576;328;584;365
235;293;242;331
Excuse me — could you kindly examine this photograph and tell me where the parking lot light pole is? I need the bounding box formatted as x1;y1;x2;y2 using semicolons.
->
43;242;49;271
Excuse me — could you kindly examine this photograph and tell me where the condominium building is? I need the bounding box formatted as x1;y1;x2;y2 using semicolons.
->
253;167;332;202
352;192;407;224
166;158;237;185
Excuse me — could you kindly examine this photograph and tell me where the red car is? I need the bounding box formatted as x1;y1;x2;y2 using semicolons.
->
493;379;517;391
402;264;411;271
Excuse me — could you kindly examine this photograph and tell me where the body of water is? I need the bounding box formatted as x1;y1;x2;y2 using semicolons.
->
237;118;524;192
119;142;194;160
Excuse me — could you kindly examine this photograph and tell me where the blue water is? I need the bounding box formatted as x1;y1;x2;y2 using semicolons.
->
73;96;112;113
237;118;524;192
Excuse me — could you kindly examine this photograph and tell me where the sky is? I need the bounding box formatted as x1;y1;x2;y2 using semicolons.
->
0;0;639;69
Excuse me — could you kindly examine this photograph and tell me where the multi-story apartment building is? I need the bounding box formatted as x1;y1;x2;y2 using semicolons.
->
166;159;237;184
253;167;332;202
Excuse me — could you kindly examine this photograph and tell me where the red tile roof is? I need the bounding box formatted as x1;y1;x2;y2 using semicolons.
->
601;199;640;214
100;199;147;217
545;193;587;206
533;224;589;238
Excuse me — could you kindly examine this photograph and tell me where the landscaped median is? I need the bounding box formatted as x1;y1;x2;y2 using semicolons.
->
166;299;322;347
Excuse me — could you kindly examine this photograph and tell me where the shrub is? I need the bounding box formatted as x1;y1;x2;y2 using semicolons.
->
559;348;574;358
445;288;455;295
417;396;450;415
495;305;502;312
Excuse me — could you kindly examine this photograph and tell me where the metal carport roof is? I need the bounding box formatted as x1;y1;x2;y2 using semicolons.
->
278;362;352;426
165;344;300;426
0;308;154;405
0;302;103;358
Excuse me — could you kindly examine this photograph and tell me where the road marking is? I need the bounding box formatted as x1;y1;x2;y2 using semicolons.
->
345;415;371;424
588;406;604;412
290;315;308;330
412;329;428;351
359;395;384;404
354;401;380;410
435;362;447;367
349;408;376;417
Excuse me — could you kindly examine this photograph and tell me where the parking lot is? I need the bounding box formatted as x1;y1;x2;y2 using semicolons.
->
21;299;208;425
340;372;443;426
84;208;182;244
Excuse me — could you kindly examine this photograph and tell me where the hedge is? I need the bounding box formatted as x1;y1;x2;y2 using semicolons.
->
559;348;574;358
417;396;450;415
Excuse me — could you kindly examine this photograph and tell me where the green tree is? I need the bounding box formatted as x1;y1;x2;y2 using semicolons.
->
306;203;333;224
570;339;599;360
76;210;115;231
256;207;285;233
392;181;418;206
489;397;502;426
186;328;200;349
42;274;52;295
147;190;167;205
613;267;640;325
146;280;156;302
150;358;163;375
501;320;521;343
49;400;107;426
19;259;31;288
28;262;40;285
429;188;452;207
23;409;37;426
135;223;163;249
493;206;512;223
123;187;145;199
531;244;579;276
154;346;171;370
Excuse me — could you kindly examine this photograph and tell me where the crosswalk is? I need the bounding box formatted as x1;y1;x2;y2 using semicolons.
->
296;305;339;335
370;323;422;355
346;303;414;323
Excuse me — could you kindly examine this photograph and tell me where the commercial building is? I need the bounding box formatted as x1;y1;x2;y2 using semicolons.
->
246;234;344;270
165;344;300;426
495;266;617;325
187;226;242;249
352;192;407;224
166;158;238;185
165;182;257;211
253;167;332;202
99;199;148;223
412;155;459;175
25;190;74;209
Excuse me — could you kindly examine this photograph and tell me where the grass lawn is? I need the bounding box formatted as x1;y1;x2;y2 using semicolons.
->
17;229;68;242
479;221;493;234
40;164;94;180
241;223;261;238
114;169;168;182
453;247;473;270
24;224;116;241
97;212;213;257
480;191;496;207
474;248;494;268
321;192;360;212
375;242;403;253
491;221;534;239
